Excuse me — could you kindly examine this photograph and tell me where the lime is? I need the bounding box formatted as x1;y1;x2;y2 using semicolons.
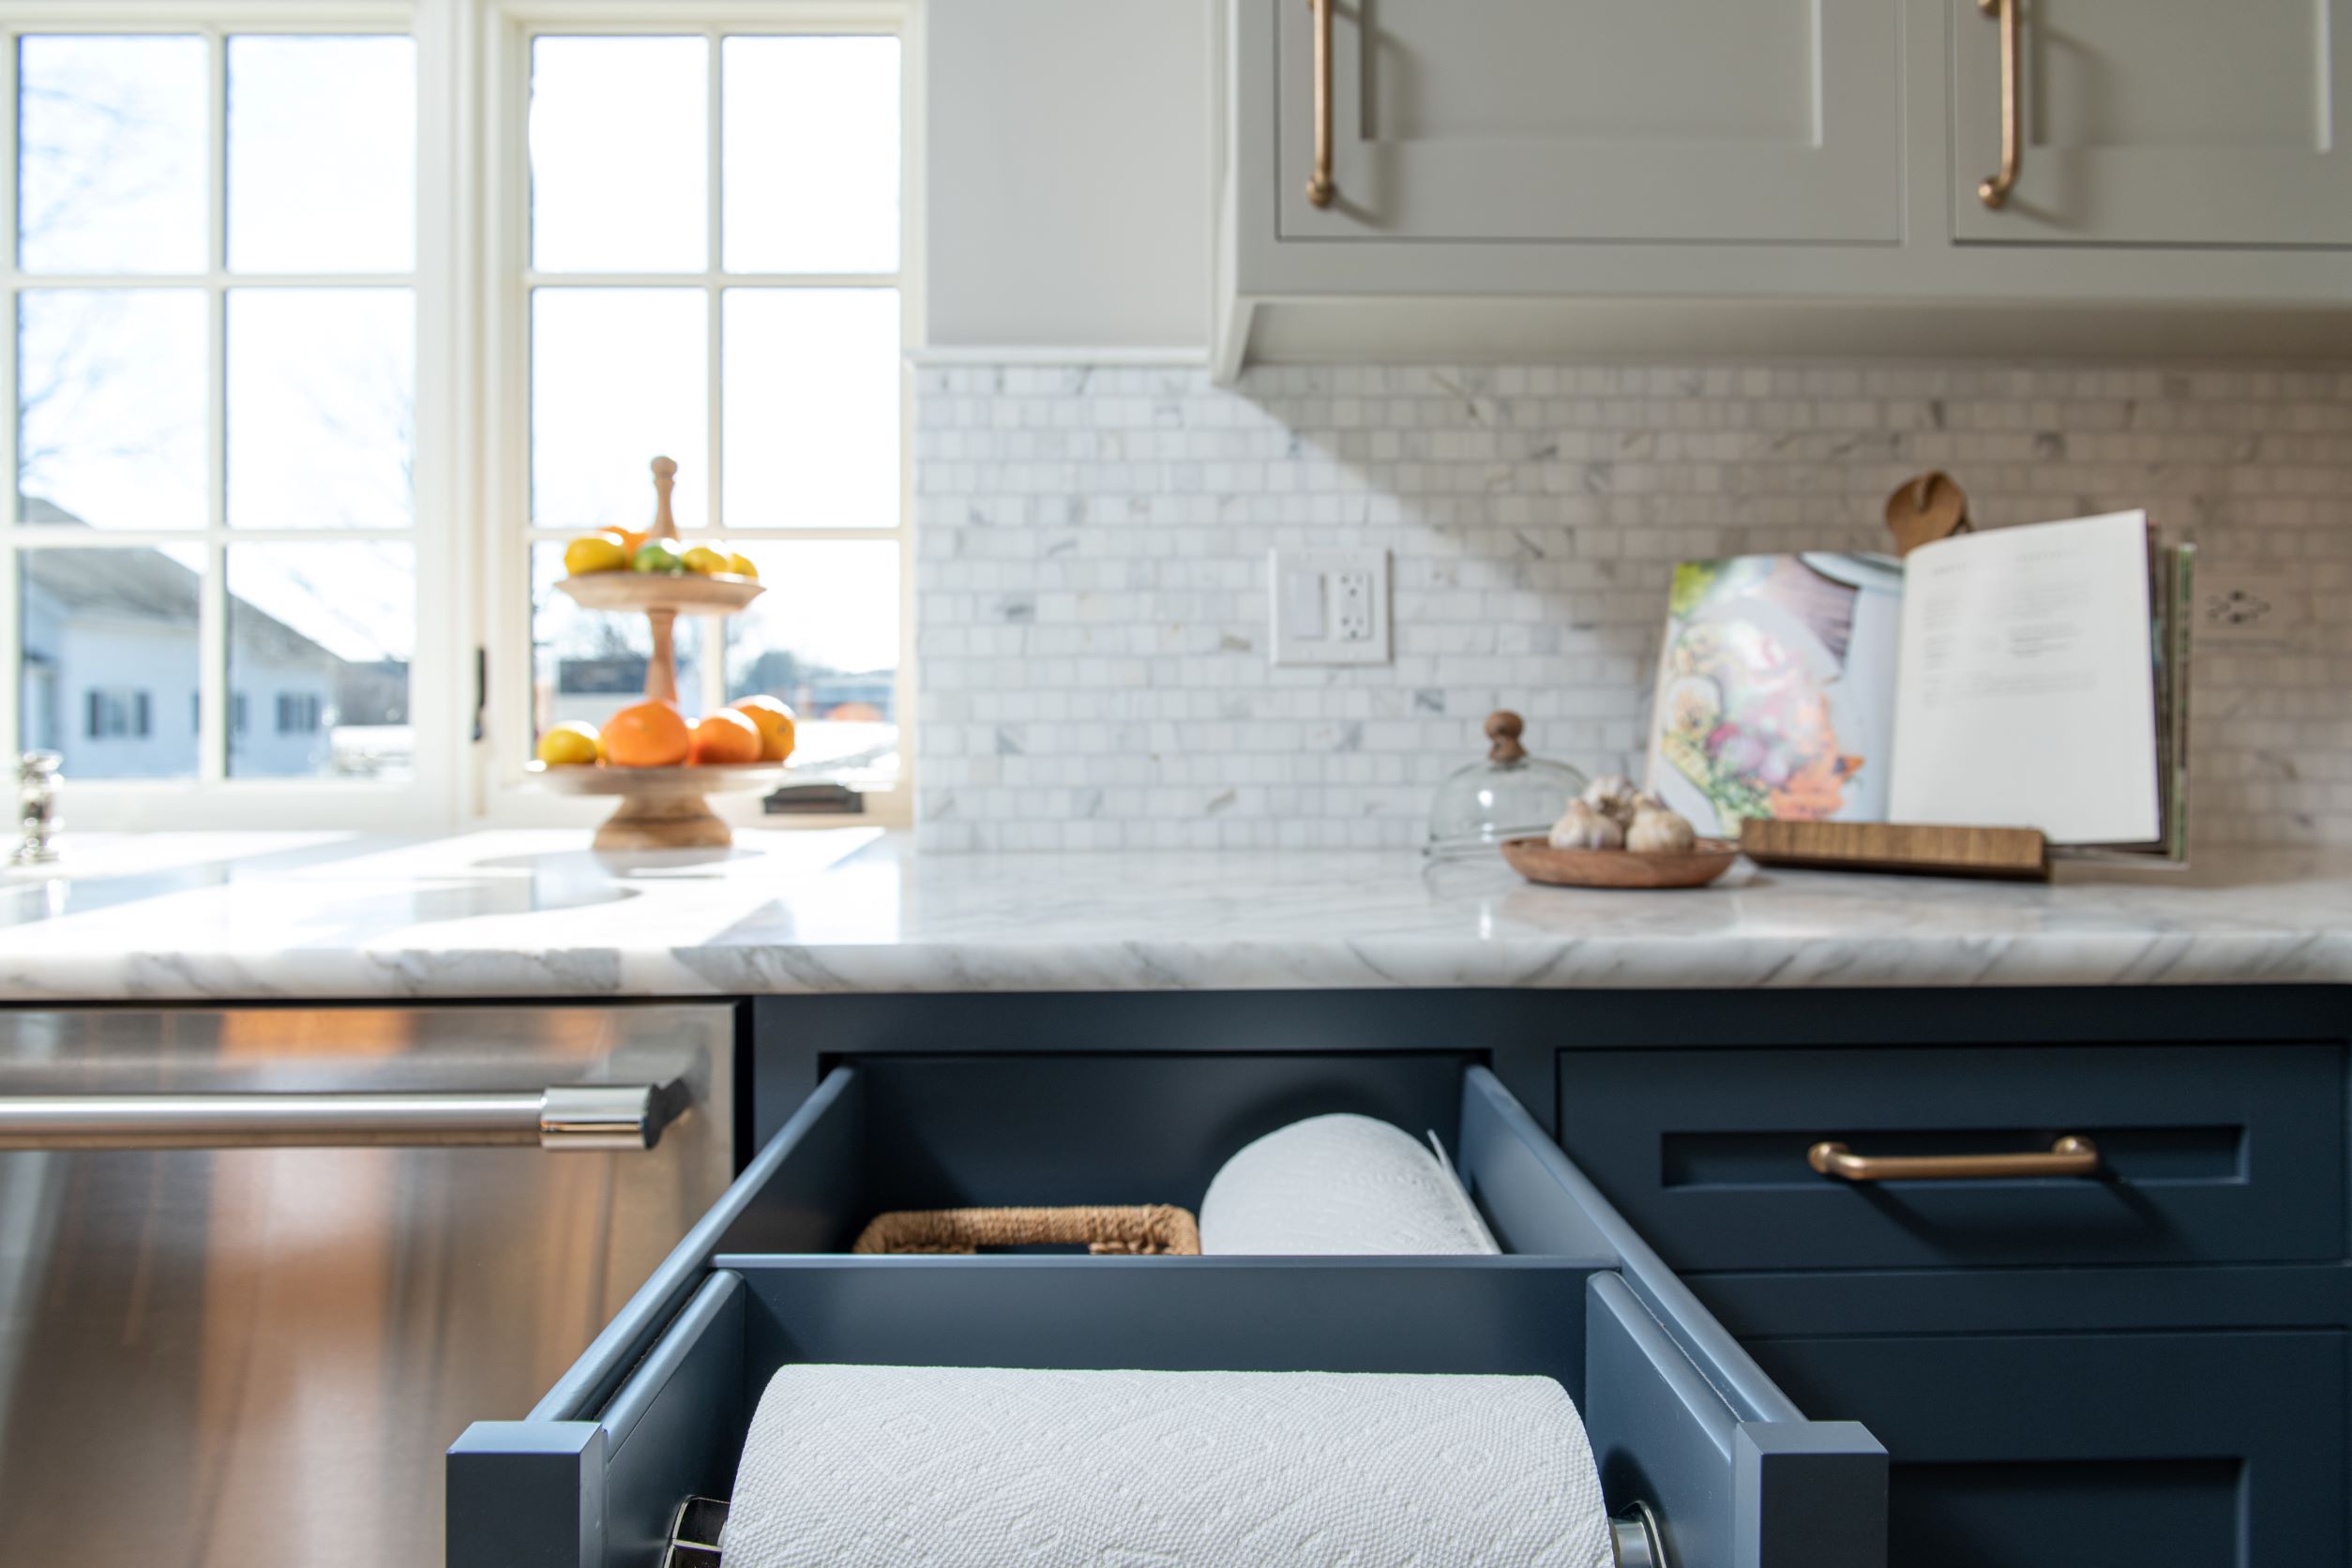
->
632;541;686;574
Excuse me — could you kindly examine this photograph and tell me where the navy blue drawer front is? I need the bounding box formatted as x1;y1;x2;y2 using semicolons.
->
452;1056;1888;1568
1557;1044;2347;1273
1742;1328;2348;1567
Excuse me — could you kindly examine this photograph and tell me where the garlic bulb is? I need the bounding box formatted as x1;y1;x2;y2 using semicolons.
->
1626;806;1698;854
1581;774;1643;824
1548;800;1625;851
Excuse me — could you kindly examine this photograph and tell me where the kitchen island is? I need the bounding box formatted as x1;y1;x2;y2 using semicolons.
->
6;830;2349;1567
1;827;2348;999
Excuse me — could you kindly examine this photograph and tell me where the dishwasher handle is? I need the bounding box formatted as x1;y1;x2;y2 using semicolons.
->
0;1082;690;1152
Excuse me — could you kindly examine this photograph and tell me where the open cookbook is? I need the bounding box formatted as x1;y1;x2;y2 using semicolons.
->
1643;511;2192;857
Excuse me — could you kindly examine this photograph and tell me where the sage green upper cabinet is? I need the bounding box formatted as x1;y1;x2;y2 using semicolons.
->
1215;0;2352;376
1951;0;2352;244
1271;0;1900;244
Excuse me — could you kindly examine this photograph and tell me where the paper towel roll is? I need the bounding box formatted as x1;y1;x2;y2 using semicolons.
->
720;1364;1611;1568
1199;1113;1501;1255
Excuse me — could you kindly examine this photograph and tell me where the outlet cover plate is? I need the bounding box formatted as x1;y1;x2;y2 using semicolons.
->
1269;548;1390;666
2196;566;2303;649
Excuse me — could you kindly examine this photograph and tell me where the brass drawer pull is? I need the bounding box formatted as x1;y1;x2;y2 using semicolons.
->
1808;1135;2099;1182
1976;0;2021;207
1304;0;1335;206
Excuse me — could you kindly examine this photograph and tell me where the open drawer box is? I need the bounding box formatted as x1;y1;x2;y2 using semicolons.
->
449;1052;1887;1568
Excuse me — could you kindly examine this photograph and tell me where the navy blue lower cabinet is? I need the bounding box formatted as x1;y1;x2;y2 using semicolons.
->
449;1053;1889;1568
1740;1328;2348;1566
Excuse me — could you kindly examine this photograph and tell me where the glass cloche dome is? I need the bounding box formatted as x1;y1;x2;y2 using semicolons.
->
1425;711;1591;859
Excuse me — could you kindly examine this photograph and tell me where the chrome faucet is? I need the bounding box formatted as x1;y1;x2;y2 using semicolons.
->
14;751;61;865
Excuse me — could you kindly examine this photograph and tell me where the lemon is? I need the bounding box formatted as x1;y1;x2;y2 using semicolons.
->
535;721;601;766
682;545;729;575
725;553;758;580
632;541;686;574
565;535;628;576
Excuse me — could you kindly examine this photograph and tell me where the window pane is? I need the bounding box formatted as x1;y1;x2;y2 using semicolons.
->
722;290;897;528
530;38;705;273
229;289;415;529
723;37;899;274
19;290;207;529
229;36;416;273
227;544;415;779
532;541;702;742
18;36;206;274
20;545;203;778
722;540;897;784
533;288;708;531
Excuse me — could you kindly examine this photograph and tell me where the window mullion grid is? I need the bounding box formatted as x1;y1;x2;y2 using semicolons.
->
701;24;726;718
0;30;19;765
507;16;911;803
198;25;229;784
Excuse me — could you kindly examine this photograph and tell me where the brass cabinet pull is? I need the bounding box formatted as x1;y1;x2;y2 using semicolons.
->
1305;0;1335;206
1808;1135;2099;1182
1976;0;2022;207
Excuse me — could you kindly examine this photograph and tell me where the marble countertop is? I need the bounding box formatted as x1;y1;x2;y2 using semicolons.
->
0;828;2346;1003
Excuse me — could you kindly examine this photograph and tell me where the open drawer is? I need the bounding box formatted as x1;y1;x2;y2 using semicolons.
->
449;1053;1887;1568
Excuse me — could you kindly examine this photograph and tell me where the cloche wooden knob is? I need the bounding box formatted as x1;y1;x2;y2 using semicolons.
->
1485;710;1527;763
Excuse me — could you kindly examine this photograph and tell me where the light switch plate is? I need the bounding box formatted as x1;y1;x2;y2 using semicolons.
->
1269;548;1390;666
2196;566;2302;649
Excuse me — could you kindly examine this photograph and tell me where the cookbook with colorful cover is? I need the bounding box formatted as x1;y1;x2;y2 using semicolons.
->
1644;512;2191;855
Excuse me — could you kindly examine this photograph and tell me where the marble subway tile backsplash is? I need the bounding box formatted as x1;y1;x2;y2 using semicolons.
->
913;362;2352;853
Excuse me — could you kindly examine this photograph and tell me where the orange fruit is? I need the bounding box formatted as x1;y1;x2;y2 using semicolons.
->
731;695;797;762
688;709;762;765
598;527;651;559
602;700;690;767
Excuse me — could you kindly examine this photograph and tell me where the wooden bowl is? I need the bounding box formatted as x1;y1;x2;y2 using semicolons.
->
556;572;764;615
1500;836;1741;890
528;761;788;851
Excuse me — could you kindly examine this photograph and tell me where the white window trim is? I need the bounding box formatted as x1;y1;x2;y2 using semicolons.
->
0;0;920;833
0;0;463;832
471;0;919;834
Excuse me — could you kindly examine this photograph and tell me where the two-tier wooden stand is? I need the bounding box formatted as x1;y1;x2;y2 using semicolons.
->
529;457;785;850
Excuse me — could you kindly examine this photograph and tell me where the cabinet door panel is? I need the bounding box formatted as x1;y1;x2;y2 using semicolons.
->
1749;1330;2349;1567
1272;0;1900;244
1952;0;2352;243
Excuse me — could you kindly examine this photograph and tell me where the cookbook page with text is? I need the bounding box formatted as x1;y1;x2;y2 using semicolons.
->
1887;512;2160;845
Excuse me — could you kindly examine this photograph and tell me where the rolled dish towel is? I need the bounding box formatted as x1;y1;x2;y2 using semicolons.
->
1199;1113;1501;1255
719;1364;1611;1568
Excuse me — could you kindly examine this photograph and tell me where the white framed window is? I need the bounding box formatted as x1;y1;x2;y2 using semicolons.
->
479;0;914;827
0;2;464;829
0;0;914;831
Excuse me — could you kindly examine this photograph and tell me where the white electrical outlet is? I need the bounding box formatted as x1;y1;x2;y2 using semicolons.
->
2196;567;2302;649
1269;549;1389;665
1333;570;1376;641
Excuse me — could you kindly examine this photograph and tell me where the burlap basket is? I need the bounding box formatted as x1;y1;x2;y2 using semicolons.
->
850;1204;1201;1256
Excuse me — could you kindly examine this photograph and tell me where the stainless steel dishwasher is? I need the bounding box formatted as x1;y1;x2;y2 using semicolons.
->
0;1003;735;1568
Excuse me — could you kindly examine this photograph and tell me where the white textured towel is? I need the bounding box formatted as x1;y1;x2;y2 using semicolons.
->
1199;1113;1502;1255
718;1364;1611;1568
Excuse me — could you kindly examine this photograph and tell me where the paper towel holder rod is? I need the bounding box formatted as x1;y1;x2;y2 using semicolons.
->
1612;1500;1668;1568
663;1491;1672;1566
